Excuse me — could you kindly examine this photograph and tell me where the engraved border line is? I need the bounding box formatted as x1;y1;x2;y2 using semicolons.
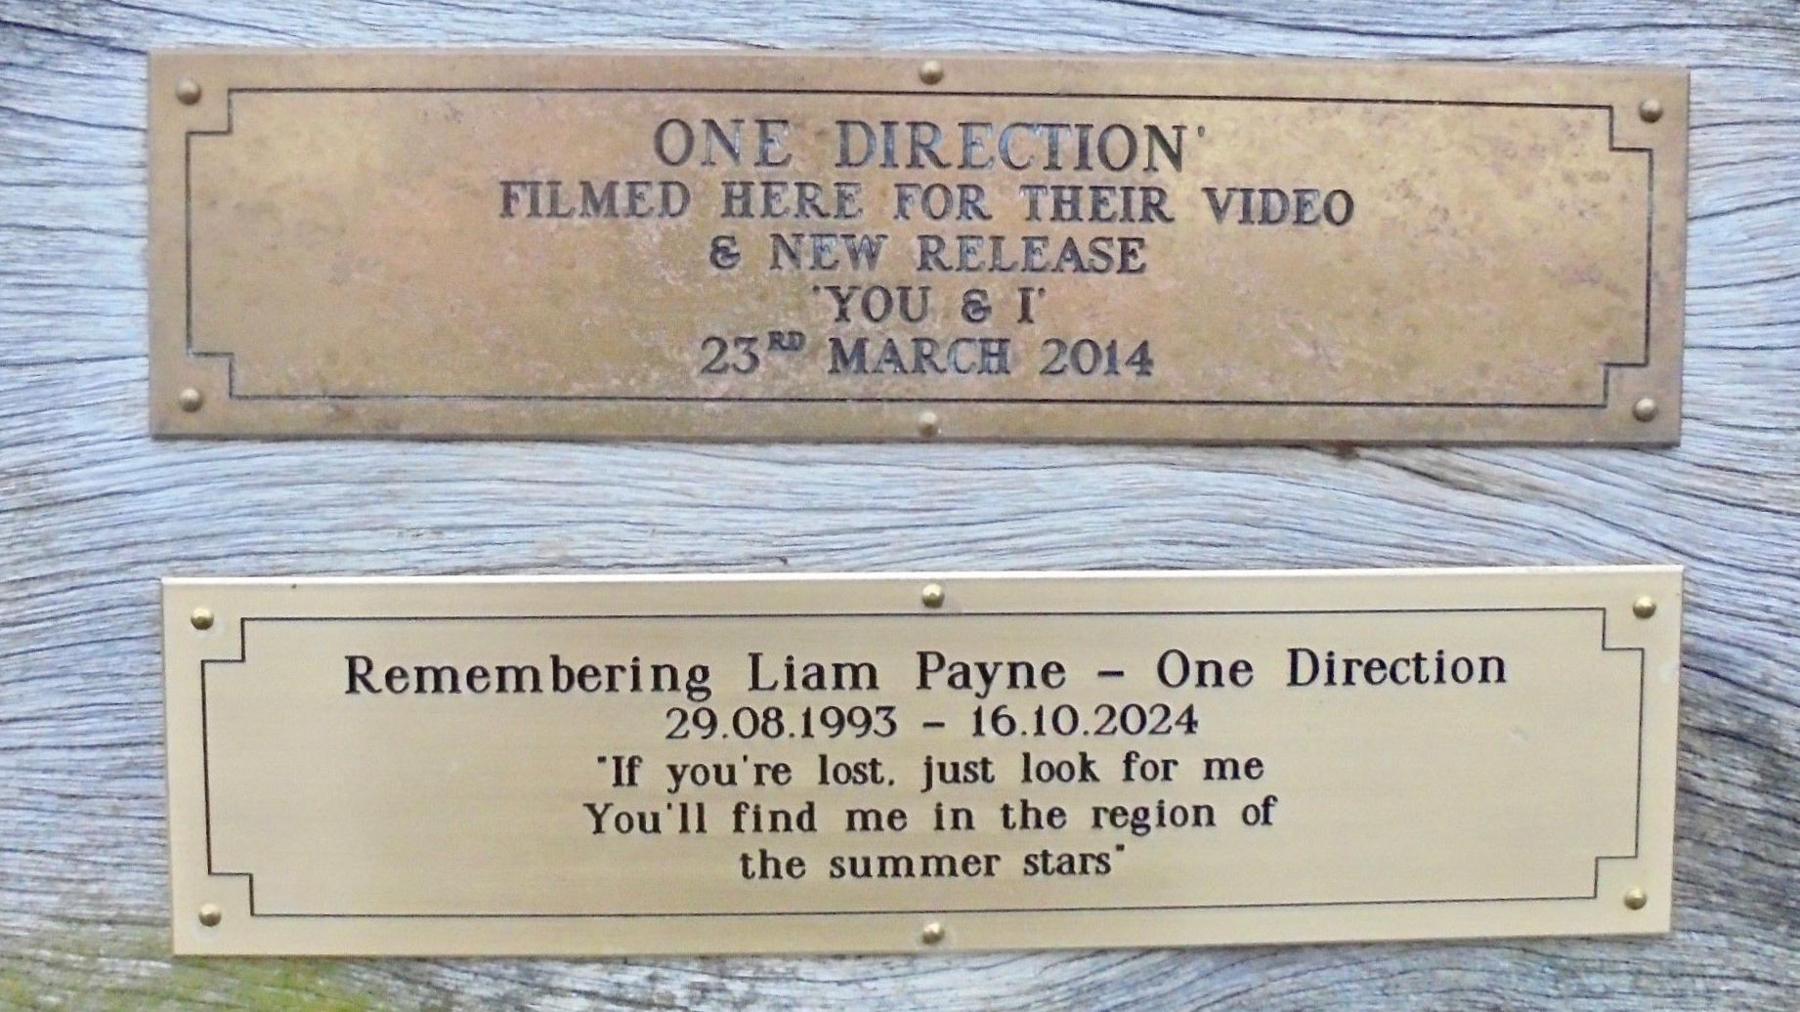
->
181;88;1656;410
192;605;1646;919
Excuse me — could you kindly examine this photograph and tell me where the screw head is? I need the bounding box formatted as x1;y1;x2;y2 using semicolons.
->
921;920;945;944
198;903;223;927
1632;397;1658;422
1638;98;1663;123
1632;596;1657;620
917;410;940;439
176;79;203;105
921;583;945;609
190;607;215;630
1623;887;1648;910
918;60;944;86
178;387;205;412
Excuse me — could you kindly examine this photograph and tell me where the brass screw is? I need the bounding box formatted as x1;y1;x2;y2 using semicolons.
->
917;410;940;439
190;607;215;630
921;583;945;609
178;387;205;412
921;921;945;945
198;903;223;927
176;79;203;105
1632;596;1657;620
1623;887;1648;910
918;60;944;86
1632;397;1658;422
1638;98;1663;123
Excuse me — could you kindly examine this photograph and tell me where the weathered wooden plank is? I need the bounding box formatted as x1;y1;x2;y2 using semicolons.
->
1;0;1796;1008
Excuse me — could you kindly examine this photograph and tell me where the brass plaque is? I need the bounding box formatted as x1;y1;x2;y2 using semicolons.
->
149;51;1687;443
163;567;1680;956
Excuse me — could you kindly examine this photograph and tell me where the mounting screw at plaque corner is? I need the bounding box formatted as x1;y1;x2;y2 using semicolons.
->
919;60;944;86
198;903;223;927
178;387;205;413
917;410;941;439
1632;596;1657;620
921;583;945;609
921;920;946;945
1623;887;1648;910
176;79;203;105
1638;98;1663;123
190;607;215;631
1632;397;1658;422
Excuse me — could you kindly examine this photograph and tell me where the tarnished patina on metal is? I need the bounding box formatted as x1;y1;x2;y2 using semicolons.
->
149;51;1688;443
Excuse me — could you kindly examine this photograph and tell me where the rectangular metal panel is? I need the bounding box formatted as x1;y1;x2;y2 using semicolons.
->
148;51;1687;443
163;567;1681;955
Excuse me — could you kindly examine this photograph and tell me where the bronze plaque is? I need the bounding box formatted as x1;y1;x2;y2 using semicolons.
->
148;51;1686;443
164;567;1680;956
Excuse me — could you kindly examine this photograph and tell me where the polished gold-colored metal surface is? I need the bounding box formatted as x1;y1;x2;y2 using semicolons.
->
163;567;1680;956
148;51;1687;443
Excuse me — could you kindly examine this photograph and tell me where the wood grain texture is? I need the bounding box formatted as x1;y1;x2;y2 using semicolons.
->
1;1;1795;1008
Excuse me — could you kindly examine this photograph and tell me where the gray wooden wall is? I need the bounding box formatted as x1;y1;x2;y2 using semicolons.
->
2;1;1795;1008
